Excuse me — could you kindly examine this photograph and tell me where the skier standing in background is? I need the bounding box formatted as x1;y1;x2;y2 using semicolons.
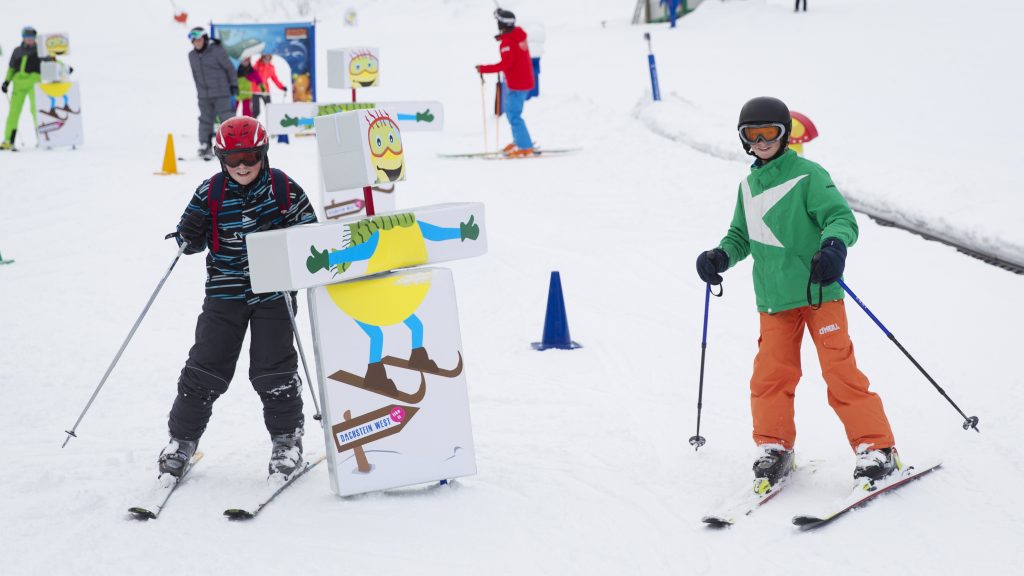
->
236;56;261;118
187;26;237;160
252;52;287;119
159;116;318;481
476;8;536;158
695;96;899;492
2;26;54;151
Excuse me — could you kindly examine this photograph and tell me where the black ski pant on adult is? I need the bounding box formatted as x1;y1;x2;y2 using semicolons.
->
168;296;304;441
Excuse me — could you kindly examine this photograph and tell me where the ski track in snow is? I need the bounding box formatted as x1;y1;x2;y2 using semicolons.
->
1;0;1022;574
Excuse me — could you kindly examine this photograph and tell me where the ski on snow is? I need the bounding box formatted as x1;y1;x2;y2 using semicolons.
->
128;451;205;520
702;460;819;527
791;460;942;530
437;147;581;160
223;454;327;520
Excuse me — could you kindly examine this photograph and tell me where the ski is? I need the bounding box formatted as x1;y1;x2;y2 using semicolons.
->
327;367;427;403
224;454;327;520
437;147;581;160
792;460;941;530
380;351;463;378
128;451;204;520
702;459;818;527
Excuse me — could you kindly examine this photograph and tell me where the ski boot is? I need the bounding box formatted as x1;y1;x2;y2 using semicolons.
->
502;143;517;154
0;141;13;151
752;443;794;495
363;361;400;395
854;444;901;482
407;347;440;372
505;147;536;158
199;142;214;161
269;430;304;479
158;437;198;478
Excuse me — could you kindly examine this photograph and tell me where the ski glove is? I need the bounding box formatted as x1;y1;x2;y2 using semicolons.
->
1;81;8;94
696;248;729;285
230;85;239;96
809;237;847;286
177;210;207;255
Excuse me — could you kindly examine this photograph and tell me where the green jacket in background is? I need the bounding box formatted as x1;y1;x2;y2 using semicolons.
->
719;149;858;314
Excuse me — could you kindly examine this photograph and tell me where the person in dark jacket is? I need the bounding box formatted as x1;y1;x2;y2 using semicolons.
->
476;9;536;157
159;117;318;482
187;27;237;160
2;26;56;151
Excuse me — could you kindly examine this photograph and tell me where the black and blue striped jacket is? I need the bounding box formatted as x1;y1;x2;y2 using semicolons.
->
177;168;317;304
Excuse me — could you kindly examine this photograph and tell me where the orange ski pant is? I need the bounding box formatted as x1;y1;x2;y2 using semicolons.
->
750;299;895;452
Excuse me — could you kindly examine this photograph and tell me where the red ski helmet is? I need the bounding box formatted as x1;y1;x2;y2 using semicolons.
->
214;117;269;169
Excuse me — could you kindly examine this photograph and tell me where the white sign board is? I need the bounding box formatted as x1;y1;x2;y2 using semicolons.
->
309;267;477;496
246;202;486;294
34;82;82;147
327;47;380;89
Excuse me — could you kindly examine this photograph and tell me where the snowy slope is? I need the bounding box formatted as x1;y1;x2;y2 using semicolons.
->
1;1;1021;575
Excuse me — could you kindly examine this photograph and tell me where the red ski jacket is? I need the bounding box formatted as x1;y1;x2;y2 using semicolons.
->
254;59;286;92
478;27;535;91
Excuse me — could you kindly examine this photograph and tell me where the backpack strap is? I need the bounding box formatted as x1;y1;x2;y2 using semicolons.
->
269;167;292;216
207;172;228;253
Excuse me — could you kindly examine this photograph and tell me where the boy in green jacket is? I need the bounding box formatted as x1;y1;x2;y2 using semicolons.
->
695;97;898;492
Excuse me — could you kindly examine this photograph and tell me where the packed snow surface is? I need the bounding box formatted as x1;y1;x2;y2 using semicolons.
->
1;0;1020;574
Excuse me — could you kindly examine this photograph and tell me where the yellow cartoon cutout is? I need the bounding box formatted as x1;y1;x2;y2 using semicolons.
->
349;50;379;87
366;110;405;184
36;82;80;141
307;213;480;400
44;34;70;56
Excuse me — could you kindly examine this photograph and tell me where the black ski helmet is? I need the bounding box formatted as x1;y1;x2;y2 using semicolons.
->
494;8;516;33
737;96;791;156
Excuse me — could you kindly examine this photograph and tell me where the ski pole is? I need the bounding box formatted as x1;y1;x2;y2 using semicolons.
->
282;292;323;425
690;281;723;451
62;239;188;447
479;73;488;152
838;279;980;433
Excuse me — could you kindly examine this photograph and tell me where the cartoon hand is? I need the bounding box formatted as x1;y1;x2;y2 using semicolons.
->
306;245;330;273
415;109;435;123
459;215;479;242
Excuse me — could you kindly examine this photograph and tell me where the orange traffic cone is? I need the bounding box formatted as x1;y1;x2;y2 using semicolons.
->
154;133;180;175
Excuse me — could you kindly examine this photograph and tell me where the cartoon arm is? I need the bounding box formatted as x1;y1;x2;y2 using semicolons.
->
418;215;479;243
306;232;379;273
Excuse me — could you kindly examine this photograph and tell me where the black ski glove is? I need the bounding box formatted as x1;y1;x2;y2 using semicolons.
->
696;248;729;285
177;210;207;254
809;237;847;286
230;85;239;96
1;81;9;94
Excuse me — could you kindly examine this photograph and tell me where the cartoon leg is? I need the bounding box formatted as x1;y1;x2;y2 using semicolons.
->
404;314;439;372
355;320;398;394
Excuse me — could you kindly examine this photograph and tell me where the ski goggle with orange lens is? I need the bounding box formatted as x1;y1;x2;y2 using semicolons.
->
216;147;265;168
739;123;786;145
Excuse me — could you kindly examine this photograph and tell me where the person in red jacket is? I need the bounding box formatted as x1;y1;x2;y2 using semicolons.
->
476;9;535;157
252;52;287;119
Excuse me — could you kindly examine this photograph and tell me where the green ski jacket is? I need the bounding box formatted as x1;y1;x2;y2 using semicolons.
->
719;149;858;314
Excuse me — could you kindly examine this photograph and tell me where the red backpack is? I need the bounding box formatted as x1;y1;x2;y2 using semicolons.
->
207;168;291;252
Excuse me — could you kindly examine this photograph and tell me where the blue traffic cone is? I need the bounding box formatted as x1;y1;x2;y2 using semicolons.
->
531;271;581;350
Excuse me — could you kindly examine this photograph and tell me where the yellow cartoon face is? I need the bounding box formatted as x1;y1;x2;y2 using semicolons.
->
349;52;379;87
367;113;405;183
790;117;807;141
45;34;70;56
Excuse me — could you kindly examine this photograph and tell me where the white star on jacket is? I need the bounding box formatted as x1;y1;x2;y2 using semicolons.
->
741;174;808;248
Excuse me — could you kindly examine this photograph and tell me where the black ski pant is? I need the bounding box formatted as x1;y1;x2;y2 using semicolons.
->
168;296;304;442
